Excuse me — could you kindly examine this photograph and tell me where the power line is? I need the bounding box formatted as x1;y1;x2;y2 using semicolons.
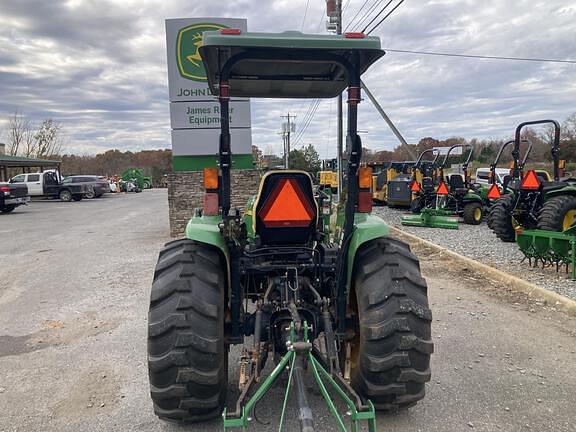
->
344;0;371;32
359;0;394;33
365;0;406;35
301;0;310;32
383;48;576;64
293;100;321;146
355;0;392;33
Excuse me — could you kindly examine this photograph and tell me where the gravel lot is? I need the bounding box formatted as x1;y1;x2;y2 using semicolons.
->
373;205;576;300
1;190;576;431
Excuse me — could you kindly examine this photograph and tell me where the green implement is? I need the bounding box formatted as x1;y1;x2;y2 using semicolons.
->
516;225;576;280
223;322;377;432
401;207;460;229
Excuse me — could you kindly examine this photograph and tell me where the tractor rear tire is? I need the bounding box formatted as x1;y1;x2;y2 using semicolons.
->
463;202;483;225
537;195;576;232
490;196;516;242
148;239;228;423
350;237;433;411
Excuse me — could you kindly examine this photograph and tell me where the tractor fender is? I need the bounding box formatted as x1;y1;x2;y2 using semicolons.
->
346;213;390;291
462;192;484;203
185;215;230;286
544;186;576;200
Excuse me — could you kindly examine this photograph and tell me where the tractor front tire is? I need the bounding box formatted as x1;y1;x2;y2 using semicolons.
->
490;196;516;242
463;202;483;225
537;195;576;232
350;237;433;411
148;239;228;423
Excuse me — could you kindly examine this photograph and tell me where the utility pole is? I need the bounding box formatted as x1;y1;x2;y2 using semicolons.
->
326;0;343;201
281;113;295;169
360;80;416;160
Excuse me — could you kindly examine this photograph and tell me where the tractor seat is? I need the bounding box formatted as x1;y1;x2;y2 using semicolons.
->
448;174;468;194
254;171;318;245
421;177;435;192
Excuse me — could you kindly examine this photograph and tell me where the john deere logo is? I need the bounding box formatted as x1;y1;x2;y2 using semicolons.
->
176;23;227;81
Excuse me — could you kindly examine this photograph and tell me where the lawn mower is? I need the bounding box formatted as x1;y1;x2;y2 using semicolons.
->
402;144;482;229
489;120;576;242
147;30;433;432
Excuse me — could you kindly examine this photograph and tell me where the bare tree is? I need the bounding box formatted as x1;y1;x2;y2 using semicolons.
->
34;119;64;158
6;111;34;156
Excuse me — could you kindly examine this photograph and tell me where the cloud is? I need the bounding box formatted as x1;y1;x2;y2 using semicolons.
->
0;0;574;158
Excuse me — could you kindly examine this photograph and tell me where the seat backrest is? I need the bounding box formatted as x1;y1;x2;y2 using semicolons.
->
449;174;464;190
254;171;318;245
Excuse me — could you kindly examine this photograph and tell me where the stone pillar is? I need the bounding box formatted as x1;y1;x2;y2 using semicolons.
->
168;169;261;238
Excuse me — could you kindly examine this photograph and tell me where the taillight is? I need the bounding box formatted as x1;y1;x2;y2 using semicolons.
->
0;186;10;194
203;193;219;216
344;32;365;39
220;28;241;35
357;191;372;213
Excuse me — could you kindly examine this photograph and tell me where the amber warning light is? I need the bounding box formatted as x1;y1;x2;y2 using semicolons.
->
259;179;315;228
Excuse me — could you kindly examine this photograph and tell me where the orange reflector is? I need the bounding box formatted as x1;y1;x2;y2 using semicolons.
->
487;183;501;200
203;167;219;190
436;181;449;195
259;179;315;228
520;170;541;190
410;181;421;193
358;191;372;213
359;166;373;189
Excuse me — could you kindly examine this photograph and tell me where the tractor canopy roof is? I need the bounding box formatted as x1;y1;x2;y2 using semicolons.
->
199;30;384;98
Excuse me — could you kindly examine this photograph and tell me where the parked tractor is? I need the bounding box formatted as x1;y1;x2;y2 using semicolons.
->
489;120;576;242
147;30;433;431
484;138;532;230
121;168;152;190
403;145;482;229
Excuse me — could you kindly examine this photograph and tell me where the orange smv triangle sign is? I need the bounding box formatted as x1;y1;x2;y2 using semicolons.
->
260;179;315;227
487;183;501;200
436;181;449;195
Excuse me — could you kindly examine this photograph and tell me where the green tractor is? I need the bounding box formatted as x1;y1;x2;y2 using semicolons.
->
489;120;576;242
147;30;433;431
403;144;483;228
121;168;152;189
406;148;441;213
484;138;532;230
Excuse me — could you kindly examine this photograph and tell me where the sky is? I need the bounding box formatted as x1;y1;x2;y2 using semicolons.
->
0;0;574;157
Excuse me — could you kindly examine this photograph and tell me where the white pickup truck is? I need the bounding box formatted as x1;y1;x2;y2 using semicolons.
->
10;170;88;201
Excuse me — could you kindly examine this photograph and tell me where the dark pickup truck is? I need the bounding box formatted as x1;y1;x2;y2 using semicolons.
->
0;183;30;213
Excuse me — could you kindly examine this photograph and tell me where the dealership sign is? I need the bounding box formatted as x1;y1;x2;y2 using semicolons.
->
165;18;252;162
